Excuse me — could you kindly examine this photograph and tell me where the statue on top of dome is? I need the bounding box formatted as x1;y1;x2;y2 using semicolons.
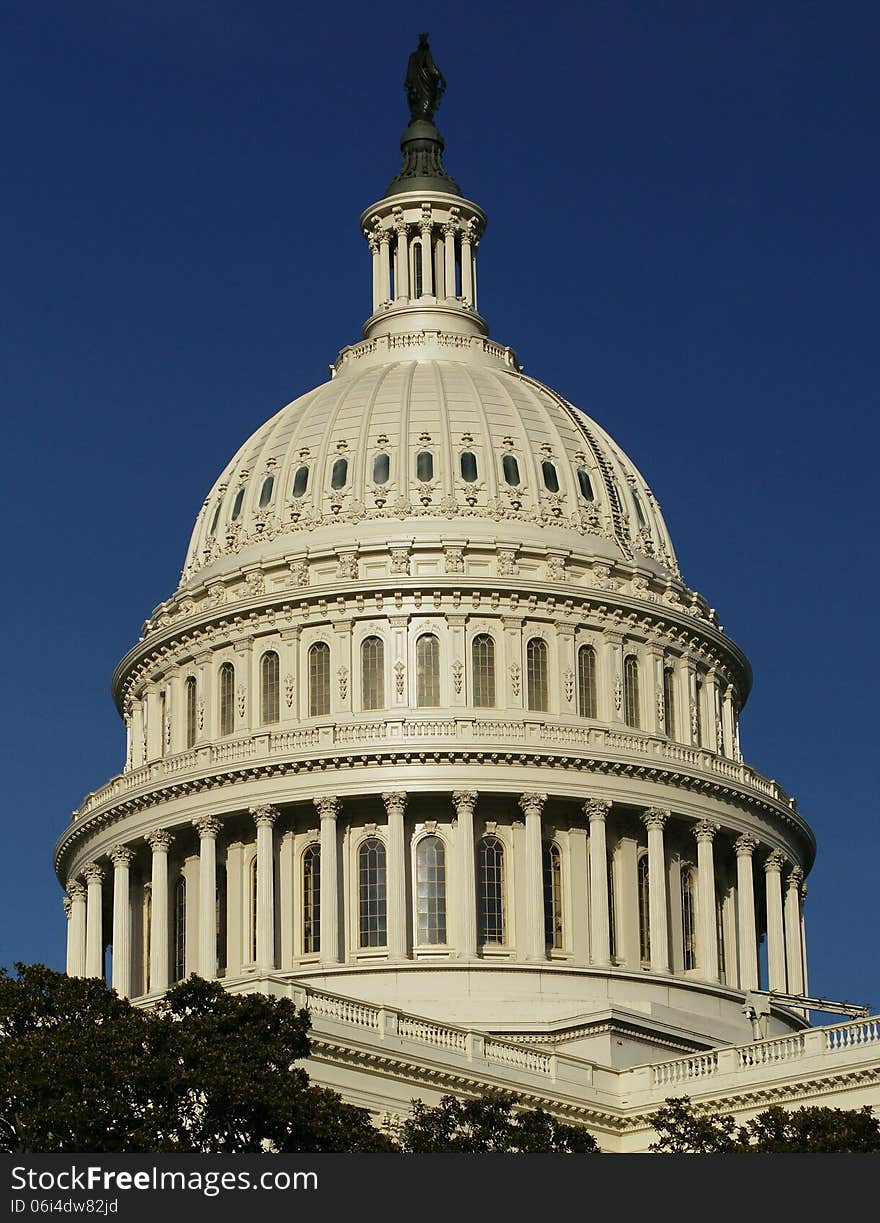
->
405;33;446;122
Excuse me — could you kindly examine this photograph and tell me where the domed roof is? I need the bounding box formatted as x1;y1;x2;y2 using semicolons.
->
180;339;679;591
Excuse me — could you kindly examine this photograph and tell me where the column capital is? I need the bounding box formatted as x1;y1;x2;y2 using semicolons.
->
786;865;805;891
692;819;720;844
146;829;174;853
62;894;72;919
250;804;279;829
82;862;104;885
110;845;135;868
452;790;478;818
66;879;87;902
193;815;223;840
518;792;547;819
583;797;611;823
314;796;341;821
734;832;758;858
641;807;670;831
764;848;787;874
381;792;407;819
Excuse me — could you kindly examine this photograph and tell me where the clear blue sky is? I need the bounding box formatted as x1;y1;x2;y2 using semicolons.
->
1;2;877;1011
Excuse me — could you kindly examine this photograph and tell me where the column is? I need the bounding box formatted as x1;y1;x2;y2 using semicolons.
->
130;699;145;768
721;684;736;759
800;883;810;997
453;791;478;959
368;233;381;312
461;225;474;305
641;808;670;973
784;867;805;996
420;213;433;297
315;797;341;964
734;834;759;990
382;793;408;959
584;798;611;967
225;841;243;978
83;863;105;979
605;634;623;723
703;671;720;753
144;688;162;761
557;624;577;718
66;882;87;977
110;846;134;997
279;831;295;970
443;219;457;299
251;805;278;970
146;829;173;993
194;816;222;979
692;821;720;983
379;230;391;304
393;214;409;299
519;793;547;961
764;849;787;992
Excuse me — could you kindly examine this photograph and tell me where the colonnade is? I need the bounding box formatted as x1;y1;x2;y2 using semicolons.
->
367;205;480;313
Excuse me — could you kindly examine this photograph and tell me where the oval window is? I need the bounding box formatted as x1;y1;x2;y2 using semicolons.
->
416;450;434;481
209;504;221;535
577;468;594;501
331;458;348;490
292;465;309;498
502;454;520;486
258;475;274;508
231;487;245;521
373;452;390;485
542;461;559;493
460;451;478;482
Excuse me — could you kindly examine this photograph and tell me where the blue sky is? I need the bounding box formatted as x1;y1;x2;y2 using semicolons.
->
1;1;877;1011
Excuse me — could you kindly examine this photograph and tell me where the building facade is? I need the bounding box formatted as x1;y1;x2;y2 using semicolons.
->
54;39;879;1150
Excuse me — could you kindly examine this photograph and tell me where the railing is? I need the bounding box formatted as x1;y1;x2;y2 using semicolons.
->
398;1016;468;1053
305;991;380;1031
485;1040;553;1075
825;1017;880;1051
738;1033;805;1067
651;1052;718;1086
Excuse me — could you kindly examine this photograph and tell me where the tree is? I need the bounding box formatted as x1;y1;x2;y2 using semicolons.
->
397;1091;600;1153
649;1096;880;1153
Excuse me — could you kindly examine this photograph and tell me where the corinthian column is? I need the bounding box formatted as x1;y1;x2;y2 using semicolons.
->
519;793;547;960
693;821;720;983
764;849;787;992
784;867;805;996
734;834;759;989
315;797;341;964
83;862;105;980
146;829;173;993
584;798;611;967
66;882;87;977
194;816;222;979
453;791;478;958
382;792;408;959
110;846;135;997
641;809;670;973
250;805;278;970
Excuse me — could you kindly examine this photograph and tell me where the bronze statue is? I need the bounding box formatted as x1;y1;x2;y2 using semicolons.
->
405;33;446;122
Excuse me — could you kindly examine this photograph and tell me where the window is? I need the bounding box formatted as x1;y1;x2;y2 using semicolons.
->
331;458;348;490
543;843;563;950
472;634;496;708
633;490;647;527
372;453;390;484
681;866;697;971
663;667;676;739
231;486;245;521
608;853;617;960
361;636;385;711
249;857;258;962
416;634;440;707
303;845;320;954
577;468;594;501
577;645;597;718
308;643;331;717
716;895;726;979
526;638;549;712
292;465;309;498
358;838;387;948
216;865;226;974
209;504;221;535
416;836;447;945
174;875;186;982
460;451;478;482
142;887;152;995
623;655;640;728
478;836;505;945
638;853;651;963
260;651;280;725
184;676;197;749
258;475;274;508
160;690;167;758
694;678;703;747
219;662;235;736
502;454;520;486
416;450;434;481
412;240;423;296
541;461;559;493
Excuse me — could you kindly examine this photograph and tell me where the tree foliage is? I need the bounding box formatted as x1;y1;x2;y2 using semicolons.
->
397;1091;600;1153
650;1095;880;1153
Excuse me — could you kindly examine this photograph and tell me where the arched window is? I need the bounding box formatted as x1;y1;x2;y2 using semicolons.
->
412;240;423;296
302;845;320;954
681;866;697;970
577;645;597;718
249;857;258;963
543;843;563;950
577;468;595;501
184;676;197;749
215;865;226;975
160;690;167;758
361;636;385;711
416;450;434;481
638;853;651;964
460;451;478;482
472;634;496;708
260;651;280;725
633;490;647;527
330;458;348;490
416;634;440;707
416;836;447;945
502;454;520;486
526;638;549;712
258;475;274;508
663;667;676;739
231;486;245;521
142;887;152;995
478;836;505;945
623;655;640;728
608;853;617;960
218;662;235;736
174;875;186;982
372;453;390;484
716;895;726;980
358;838;387;948
209;504;221;535
694;679;703;747
292;465;309;498
541;461;559;493
308;643;331;717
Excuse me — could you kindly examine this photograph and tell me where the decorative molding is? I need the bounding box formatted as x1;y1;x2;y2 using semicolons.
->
692;819;719;844
518;792;547;819
82;862;104;885
250;803;279;829
109;844;135;867
452;660;464;695
764;848;787;873
381;792;407;819
315;796;342;821
734;833;758;858
193;815;223;839
145;829;174;853
583;798;611;823
337;667;349;701
641;807;670;832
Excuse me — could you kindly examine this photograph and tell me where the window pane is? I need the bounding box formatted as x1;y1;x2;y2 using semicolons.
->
372;453;390;484
361;636;385;711
663;668;676;739
292;465;309;498
303;846;321;954
633;490;647;526
416;450;434;481
309;643;330;716
624;655;640;728
358;838;387;948
502;454;520;486
174;876;186;981
472;634;496;708
260;651;280;725
638;854;651;963
258;475;274;508
682;868;697;970
577;646;597;718
209;504;221;535
577;468;594;501
331;458;348;490
416;634;440;707
541;460;559;493
219;663;235;736
526;638;548;712
478;836;505;945
416;836;447;945
460;451;478;482
231;487;245;521
543;843;563;949
185;676;197;748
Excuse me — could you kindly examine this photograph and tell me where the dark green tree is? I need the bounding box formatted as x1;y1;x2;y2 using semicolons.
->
397;1090;599;1152
649;1095;880;1153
